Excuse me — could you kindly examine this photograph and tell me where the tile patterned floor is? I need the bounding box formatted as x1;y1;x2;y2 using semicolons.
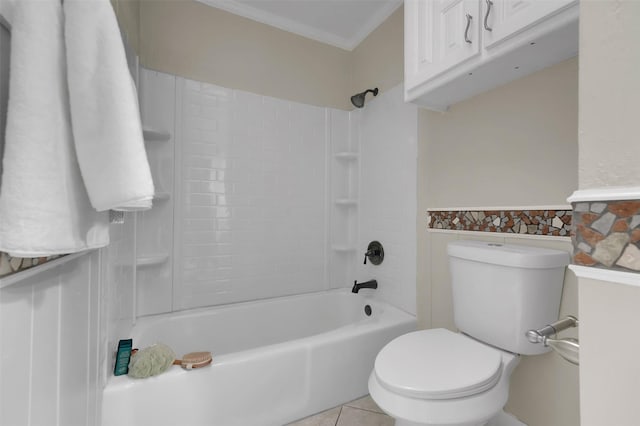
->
288;396;393;426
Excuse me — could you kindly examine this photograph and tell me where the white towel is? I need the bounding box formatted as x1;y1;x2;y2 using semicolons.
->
0;0;109;257
64;0;154;212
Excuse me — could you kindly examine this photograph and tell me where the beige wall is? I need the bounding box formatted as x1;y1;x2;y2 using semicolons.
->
416;105;431;329
578;0;640;189
111;0;140;53
417;58;580;425
114;1;404;110
578;2;640;425
351;6;404;98
421;57;578;209
579;278;640;426
138;0;352;110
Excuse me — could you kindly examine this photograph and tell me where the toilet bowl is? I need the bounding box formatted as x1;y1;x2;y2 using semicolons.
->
368;241;569;426
369;329;520;426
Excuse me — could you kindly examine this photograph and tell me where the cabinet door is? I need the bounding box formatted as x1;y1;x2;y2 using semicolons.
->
482;0;577;48
405;0;480;89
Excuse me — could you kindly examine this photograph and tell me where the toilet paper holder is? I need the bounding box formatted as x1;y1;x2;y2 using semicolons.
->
526;315;580;365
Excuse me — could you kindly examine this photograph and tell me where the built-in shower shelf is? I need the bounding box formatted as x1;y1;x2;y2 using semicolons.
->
143;128;171;142
334;198;358;206
334;152;359;161
331;245;357;252
153;192;171;201
136;254;169;268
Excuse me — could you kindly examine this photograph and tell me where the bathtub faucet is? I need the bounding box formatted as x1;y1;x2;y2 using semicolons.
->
352;279;378;293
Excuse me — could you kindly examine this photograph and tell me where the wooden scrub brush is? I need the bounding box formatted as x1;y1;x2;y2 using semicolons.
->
173;351;213;370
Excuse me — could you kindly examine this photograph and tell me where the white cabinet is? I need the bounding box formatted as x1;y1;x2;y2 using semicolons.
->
482;0;576;49
405;0;578;110
406;0;480;88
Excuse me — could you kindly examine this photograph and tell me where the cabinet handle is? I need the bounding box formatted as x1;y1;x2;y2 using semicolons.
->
464;13;473;44
484;0;493;31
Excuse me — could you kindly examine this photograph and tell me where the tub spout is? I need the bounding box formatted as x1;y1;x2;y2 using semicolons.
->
352;279;378;293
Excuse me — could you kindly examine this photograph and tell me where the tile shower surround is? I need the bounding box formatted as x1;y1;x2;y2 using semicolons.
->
428;209;572;236
572;200;640;272
174;78;329;310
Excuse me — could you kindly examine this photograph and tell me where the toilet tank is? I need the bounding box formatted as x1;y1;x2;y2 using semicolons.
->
447;240;569;355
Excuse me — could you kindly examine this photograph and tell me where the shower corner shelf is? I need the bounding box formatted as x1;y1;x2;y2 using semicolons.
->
143;128;171;142
136;254;169;268
334;198;358;206
334;152;359;161
153;192;171;201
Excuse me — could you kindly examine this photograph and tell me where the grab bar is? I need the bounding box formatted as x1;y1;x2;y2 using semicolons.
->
526;316;579;365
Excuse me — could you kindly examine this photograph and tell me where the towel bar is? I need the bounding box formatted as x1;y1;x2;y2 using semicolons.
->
526;316;579;365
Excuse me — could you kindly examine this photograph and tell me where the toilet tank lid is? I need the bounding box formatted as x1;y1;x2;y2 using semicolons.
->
447;240;570;269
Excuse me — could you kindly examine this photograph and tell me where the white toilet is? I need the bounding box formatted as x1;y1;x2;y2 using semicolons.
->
369;240;569;426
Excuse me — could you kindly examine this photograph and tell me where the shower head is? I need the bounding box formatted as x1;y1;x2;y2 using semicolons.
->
350;88;379;108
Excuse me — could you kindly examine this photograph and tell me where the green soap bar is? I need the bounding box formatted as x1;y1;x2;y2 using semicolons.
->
114;339;133;376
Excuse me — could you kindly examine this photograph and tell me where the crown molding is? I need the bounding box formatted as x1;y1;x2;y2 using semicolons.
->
196;0;402;51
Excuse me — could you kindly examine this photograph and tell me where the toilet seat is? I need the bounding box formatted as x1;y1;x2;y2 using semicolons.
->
374;328;503;400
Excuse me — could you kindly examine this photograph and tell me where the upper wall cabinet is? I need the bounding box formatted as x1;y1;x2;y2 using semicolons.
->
405;0;578;111
406;0;480;87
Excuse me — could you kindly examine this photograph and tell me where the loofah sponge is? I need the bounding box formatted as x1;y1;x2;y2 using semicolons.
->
128;343;176;379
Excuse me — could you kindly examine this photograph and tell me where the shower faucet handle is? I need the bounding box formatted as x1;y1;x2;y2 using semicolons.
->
363;249;377;264
363;241;384;265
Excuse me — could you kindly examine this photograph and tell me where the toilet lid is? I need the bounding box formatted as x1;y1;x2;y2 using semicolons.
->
374;328;503;400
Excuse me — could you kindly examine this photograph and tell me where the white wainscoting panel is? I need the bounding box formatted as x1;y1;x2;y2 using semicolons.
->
0;251;103;426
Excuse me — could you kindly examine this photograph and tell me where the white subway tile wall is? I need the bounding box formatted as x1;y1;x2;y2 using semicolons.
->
173;77;336;310
136;71;418;315
357;85;418;315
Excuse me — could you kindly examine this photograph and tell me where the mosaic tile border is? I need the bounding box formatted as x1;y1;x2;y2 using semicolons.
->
428;209;572;237
0;252;61;279
572;200;640;273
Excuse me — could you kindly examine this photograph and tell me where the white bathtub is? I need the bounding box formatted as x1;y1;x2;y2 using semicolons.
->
102;289;415;426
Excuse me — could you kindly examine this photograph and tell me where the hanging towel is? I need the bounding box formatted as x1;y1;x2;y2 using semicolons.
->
0;0;109;257
64;0;154;212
